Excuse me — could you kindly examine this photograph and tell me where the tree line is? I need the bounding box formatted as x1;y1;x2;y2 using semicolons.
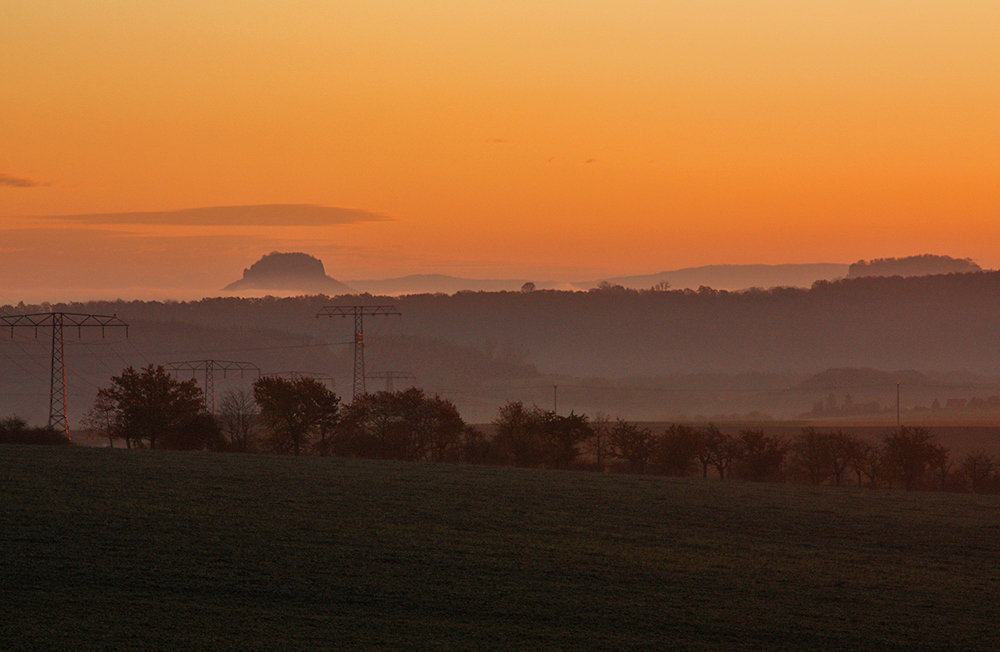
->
488;404;1000;493
4;363;997;494
16;268;1000;382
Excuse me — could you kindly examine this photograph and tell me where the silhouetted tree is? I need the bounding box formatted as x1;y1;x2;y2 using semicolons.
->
652;424;704;477
848;441;885;488
883;427;937;490
649;280;671;292
541;412;593;469
457;424;495;465
829;430;863;487
960;452;997;494
253;376;339;456
734;429;788;482
161;412;224;451
81;392;119;448
700;425;738;479
421;393;468;463
0;416;68;446
928;441;953;491
492;401;547;467
608;419;655;473
585;411;613;472
96;364;207;450
789;428;834;485
217;388;260;452
336;389;464;461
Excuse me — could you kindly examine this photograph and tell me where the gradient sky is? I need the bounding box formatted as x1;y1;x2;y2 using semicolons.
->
2;0;997;301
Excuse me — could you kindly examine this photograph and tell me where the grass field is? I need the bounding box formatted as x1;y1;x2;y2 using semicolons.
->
2;446;999;651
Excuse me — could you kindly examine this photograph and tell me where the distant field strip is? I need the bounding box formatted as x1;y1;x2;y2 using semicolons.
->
2;446;999;651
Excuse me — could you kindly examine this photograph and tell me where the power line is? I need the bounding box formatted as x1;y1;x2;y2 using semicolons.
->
0;312;128;435
317;305;401;399
164;360;261;414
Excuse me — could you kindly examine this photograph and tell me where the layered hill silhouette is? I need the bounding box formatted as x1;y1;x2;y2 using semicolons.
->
223;252;354;295
5;268;1000;423
56;267;1000;379
244;253;977;296
847;254;981;279
345;263;848;295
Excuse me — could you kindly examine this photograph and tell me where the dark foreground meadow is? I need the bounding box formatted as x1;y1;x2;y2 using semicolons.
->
2;446;998;651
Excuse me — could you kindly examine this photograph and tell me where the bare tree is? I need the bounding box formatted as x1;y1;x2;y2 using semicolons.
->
81;391;119;448
586;411;613;472
734;429;788;483
789;428;833;485
960;452;996;494
848;441;884;488
701;425;739;479
608;419;655;474
928;441;953;490
217;388;259;452
829;430;862;487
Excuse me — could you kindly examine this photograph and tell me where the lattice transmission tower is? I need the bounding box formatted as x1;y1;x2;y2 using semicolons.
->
0;312;129;436
165;359;260;414
317;305;400;399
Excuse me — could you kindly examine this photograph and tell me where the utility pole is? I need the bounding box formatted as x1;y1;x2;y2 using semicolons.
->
553;384;558;414
368;371;416;392
165;360;260;414
1;312;129;436
317;305;400;399
896;382;901;429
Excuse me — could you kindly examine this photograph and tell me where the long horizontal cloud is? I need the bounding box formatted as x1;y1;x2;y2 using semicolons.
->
0;173;45;188
46;204;392;227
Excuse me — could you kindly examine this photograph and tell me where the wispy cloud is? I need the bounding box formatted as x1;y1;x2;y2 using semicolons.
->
485;138;508;144
0;173;46;188
45;204;392;227
584;158;597;164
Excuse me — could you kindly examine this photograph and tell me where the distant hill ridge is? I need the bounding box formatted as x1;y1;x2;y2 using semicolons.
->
847;254;981;278
223;254;983;297
602;263;849;292
348;263;851;295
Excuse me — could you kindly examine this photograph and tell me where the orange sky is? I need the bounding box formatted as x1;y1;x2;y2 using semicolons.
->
1;0;997;301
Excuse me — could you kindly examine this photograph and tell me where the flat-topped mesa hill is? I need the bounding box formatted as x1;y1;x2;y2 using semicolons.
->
223;252;354;295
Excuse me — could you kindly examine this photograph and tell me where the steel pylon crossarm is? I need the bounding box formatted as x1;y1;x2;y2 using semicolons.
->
164;360;260;414
317;304;401;399
0;312;129;436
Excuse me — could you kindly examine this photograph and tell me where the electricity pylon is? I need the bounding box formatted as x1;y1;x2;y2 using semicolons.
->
317;305;400;399
164;359;260;414
0;312;129;436
368;370;416;392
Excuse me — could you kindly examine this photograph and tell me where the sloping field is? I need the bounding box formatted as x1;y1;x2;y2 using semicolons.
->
2;446;999;651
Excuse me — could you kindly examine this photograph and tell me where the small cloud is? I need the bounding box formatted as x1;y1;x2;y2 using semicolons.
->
547;157;557;164
585;158;597;164
0;173;46;188
485;138;507;144
45;204;392;227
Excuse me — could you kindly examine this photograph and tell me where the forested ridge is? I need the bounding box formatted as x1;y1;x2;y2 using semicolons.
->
4;270;1000;424
12;269;1000;376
